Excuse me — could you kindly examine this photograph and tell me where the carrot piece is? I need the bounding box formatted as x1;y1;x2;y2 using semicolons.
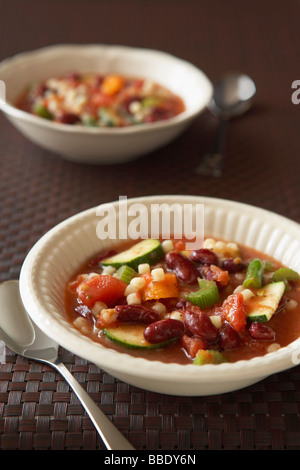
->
141;272;179;300
101;75;124;95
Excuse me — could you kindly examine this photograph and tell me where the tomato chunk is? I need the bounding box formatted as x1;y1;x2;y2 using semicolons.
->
76;274;127;308
181;334;207;359
221;292;246;332
210;265;230;287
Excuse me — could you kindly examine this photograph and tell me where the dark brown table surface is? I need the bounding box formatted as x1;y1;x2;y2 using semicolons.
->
1;0;300;451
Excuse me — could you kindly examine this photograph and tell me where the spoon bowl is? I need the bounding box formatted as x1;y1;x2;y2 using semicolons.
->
0;280;135;450
209;73;256;119
196;72;256;176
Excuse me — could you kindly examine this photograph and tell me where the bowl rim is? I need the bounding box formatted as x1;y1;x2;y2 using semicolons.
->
0;43;213;135
19;195;300;384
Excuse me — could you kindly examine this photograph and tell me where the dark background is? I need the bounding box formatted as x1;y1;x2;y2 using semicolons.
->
0;0;300;450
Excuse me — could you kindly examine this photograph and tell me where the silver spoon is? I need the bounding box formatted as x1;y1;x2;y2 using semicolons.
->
0;280;135;450
195;73;256;177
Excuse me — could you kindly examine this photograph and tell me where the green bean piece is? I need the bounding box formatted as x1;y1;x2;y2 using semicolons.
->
243;258;264;288
263;260;275;272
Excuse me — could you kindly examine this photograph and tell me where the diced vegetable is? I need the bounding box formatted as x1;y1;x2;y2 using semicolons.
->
98;107;118;126
272;267;300;282
66;235;300;367
101;74;124;95
243;258;264;288
185;279;220;308
141;272;179;300
193;349;227;365
246;281;285;322
33;103;53;120
82;115;98;127
209;265;230;287
103;324;175;349
76;274;127;308
17;72;185;128
222;292;247;332
142;96;161;108
101;239;164;270
115;265;137;284
263;260;275;272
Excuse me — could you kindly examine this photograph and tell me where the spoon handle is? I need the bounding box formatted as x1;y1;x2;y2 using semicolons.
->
53;358;135;450
195;119;228;177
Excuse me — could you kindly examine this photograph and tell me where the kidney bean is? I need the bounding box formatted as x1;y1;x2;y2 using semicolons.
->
175;298;190;311
198;264;223;289
57;111;80;124
115;305;160;324
190;248;218;266
219;321;240;350
165;252;198;284
144;318;185;344
249;322;276;341
221;258;247;273
183;309;219;343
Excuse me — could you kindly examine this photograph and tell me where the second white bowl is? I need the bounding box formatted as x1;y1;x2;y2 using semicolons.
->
0;44;212;164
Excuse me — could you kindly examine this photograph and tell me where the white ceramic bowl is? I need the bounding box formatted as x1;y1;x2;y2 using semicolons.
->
19;195;300;396
0;44;212;164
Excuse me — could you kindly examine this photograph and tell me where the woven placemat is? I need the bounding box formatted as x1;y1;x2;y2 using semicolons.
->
1;347;300;450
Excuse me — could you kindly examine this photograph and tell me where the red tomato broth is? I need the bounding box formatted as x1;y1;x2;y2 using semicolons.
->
64;238;300;364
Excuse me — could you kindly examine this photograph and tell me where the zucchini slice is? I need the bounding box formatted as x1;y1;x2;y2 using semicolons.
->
101;239;164;270
103;324;174;350
246;281;285;322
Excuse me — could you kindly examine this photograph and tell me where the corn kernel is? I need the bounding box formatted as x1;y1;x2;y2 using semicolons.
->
130;277;146;289
151;268;165;281
210;315;222;329
101;265;116;275
124;284;139;296
73;316;92;334
226;242;239;256
169;310;184;322
100;308;118;325
91;300;108;316
138;263;150;274
126;292;142;305
203;238;216;249
214;241;226;254
267;343;281;353
161;240;174;253
152;301;167;315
